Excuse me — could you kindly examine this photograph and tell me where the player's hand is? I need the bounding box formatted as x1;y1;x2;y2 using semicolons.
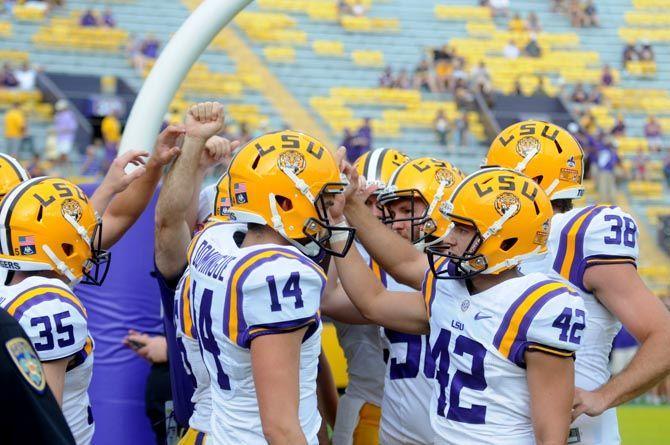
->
147;124;185;170
185;101;225;140
572;387;609;421
123;330;168;364
99;150;148;194
200;135;240;170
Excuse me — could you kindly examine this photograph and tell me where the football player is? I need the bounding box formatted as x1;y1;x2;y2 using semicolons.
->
188;130;355;444
327;148;410;445
0;178;111;444
486;120;670;444
329;167;586;444
154;101;242;443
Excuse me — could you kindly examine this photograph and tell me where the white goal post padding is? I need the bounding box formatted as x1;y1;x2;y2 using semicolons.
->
118;0;253;156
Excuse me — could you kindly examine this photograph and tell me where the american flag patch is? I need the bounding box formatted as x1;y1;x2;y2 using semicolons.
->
234;183;247;193
19;236;35;246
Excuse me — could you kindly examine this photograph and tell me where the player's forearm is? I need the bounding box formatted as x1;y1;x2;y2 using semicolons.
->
185;167;208;232
155;135;205;226
343;197;425;289
332;238;388;322
598;328;670;409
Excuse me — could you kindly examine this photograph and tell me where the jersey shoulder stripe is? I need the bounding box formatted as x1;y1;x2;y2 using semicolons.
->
224;247;326;347
493;280;573;361
7;285;87;320
177;275;196;340
553;205;611;284
66;336;94;371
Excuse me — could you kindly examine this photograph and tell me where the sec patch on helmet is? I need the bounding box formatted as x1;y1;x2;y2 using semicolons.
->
6;337;46;393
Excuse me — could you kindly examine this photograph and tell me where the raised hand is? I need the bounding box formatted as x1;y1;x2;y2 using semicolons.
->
184;101;225;141
200;135;240;170
100;150;149;194
147;124;185;169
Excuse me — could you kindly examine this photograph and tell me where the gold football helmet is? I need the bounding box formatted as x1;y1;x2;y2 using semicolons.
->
212;172;232;222
354;148;410;193
0;177;110;286
227;130;354;258
377;157;465;246
427;168;553;279
485;120;584;200
0;153;30;203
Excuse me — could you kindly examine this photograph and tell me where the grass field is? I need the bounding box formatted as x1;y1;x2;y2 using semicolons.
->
618;405;670;445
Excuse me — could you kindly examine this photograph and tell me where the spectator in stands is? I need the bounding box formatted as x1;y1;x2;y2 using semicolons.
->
413;58;437;93
434;59;451;93
644;115;663;152
432;44;453;63
639;41;655;62
379;66;393;88
527;12;542;32
80;9;98;27
351;0;367;17
622;44;637;68
503;40;520;59
141;35;160;59
434;109;450;147
508;13;526;33
489;0;509;17
15;61;36;90
337;0;352;17
513;77;523;95
53;100;78;169
340;128;356;162
471;61;491;89
568;0;585;27
451;59;468;84
552;0;567;13
456;114;469;146
350;117;372;161
600;64;614;86
583;0;599;27
0;62;18;88
631;147;649;181
663;152;670;187
102;8;115;27
610;115;626;137
101;110;122;152
454;79;475;109
587;85;603;104
594;134;619;204
26;153;47;177
393;68;410;89
571;83;588;103
81;138;105;177
4;102;25;158
524;34;542;58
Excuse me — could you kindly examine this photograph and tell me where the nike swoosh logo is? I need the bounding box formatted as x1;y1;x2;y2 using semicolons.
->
474;312;492;321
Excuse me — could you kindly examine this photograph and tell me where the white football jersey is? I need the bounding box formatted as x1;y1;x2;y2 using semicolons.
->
521;205;639;444
189;227;325;444
0;275;94;445
424;269;586;445
378;267;435;445
176;221;246;434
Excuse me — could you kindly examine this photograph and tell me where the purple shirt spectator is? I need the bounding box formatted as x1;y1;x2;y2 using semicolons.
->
102;10;116;27
54;109;78;142
80;10;97;27
141;38;160;59
349;119;372;162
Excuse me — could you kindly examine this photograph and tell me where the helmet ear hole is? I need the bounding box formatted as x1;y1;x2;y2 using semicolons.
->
61;243;74;256
37;205;44;222
533;200;540;215
500;238;518;252
275;195;293;211
532;175;543;186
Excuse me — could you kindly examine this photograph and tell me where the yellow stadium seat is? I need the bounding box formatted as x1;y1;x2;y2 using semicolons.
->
263;46;296;63
351;50;384;67
307;3;338;21
628;181;664;200
312;40;345;56
632;0;670;8
626;60;657;77
435;5;490;21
